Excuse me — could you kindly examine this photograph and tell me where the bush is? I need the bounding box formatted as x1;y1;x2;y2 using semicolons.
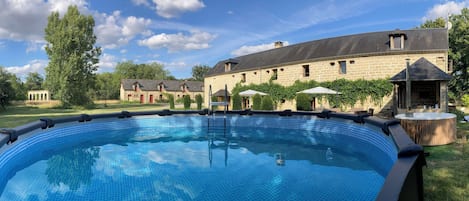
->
183;95;191;110
232;93;242;110
252;94;262;110
195;94;203;110
166;94;175;109
462;94;469;106
261;95;274;110
296;93;311;111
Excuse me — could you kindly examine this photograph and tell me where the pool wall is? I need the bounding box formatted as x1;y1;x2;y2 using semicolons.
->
0;109;425;201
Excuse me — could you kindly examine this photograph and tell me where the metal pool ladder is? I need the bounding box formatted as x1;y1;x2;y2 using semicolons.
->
207;84;228;134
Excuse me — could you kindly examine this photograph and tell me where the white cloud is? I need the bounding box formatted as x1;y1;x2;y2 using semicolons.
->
132;0;151;7
152;0;205;18
423;1;469;21
98;53;117;72
0;0;88;42
95;11;152;49
138;30;216;52
231;41;289;56
5;59;48;79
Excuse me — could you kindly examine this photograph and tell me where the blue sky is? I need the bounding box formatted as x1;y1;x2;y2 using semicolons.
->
0;0;468;79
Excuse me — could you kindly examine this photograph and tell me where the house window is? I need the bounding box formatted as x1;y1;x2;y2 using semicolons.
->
241;73;246;83
339;61;347;74
303;65;310;77
225;63;231;72
272;69;278;80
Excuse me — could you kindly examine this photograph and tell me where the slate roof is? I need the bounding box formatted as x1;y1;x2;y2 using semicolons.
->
389;58;452;82
207;29;448;76
121;79;204;92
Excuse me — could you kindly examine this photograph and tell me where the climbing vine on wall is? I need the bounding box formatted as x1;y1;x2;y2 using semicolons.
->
231;78;393;108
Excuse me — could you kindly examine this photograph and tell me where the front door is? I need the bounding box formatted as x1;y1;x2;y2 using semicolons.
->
140;95;144;103
149;95;154;103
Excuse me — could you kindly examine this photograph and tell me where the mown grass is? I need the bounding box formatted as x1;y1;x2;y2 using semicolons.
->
0;102;169;128
423;121;469;201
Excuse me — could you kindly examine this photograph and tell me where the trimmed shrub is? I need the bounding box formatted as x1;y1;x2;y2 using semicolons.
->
261;95;274;110
183;95;191;110
462;94;469;106
232;93;242;110
166;94;175;109
252;94;262;110
195;94;203;110
296;93;311;111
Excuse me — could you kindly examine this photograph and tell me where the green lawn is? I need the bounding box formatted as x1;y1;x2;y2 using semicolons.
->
1;103;468;199
423;121;469;201
0;103;169;128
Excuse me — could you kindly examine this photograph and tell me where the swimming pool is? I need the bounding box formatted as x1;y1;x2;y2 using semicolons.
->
0;110;425;201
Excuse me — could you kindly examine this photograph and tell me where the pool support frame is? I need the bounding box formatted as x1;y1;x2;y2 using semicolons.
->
0;109;425;201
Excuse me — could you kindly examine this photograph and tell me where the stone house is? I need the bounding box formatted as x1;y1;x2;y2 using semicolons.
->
120;79;204;104
204;28;451;113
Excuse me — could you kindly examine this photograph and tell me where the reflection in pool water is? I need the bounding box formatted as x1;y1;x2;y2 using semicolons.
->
0;116;396;201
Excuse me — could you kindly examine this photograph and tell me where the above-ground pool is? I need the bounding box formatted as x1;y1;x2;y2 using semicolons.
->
0;110;425;201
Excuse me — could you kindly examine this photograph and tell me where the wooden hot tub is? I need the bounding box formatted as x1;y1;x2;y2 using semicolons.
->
395;112;456;146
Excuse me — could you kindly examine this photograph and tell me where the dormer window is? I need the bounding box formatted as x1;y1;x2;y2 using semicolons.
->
225;63;231;72
133;83;139;92
224;58;238;72
389;31;407;50
159;83;164;92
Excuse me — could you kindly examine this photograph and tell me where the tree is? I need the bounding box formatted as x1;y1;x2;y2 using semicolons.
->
296;93;311;111
0;68;14;105
183;95;191;110
191;65;211;81
166;94;175;109
25;72;44;90
115;61;173;80
44;5;101;107
252;94;262;110
261;95;274;110
232;93;242;110
195;94;203;110
95;73;120;100
420;17;446;28
420;10;469;99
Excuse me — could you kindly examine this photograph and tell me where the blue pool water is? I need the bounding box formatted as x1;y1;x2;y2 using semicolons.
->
0;116;397;201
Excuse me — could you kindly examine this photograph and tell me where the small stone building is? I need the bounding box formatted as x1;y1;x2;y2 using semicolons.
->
27;90;51;102
120;79;204;104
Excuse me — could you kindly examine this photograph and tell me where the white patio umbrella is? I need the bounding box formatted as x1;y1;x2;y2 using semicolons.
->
238;89;268;109
239;89;268;97
296;86;341;110
296;86;341;95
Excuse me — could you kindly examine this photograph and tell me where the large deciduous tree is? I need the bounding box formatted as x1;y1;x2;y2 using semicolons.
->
25;72;44;90
115;61;173;80
420;9;469;99
191;65;211;81
44;5;101;107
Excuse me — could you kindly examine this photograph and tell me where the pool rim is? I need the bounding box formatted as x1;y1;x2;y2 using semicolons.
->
0;109;425;201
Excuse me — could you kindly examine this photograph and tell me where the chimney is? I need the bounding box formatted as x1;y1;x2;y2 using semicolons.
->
274;41;283;48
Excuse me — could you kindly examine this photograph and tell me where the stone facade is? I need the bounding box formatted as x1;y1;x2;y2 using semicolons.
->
205;29;450;112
